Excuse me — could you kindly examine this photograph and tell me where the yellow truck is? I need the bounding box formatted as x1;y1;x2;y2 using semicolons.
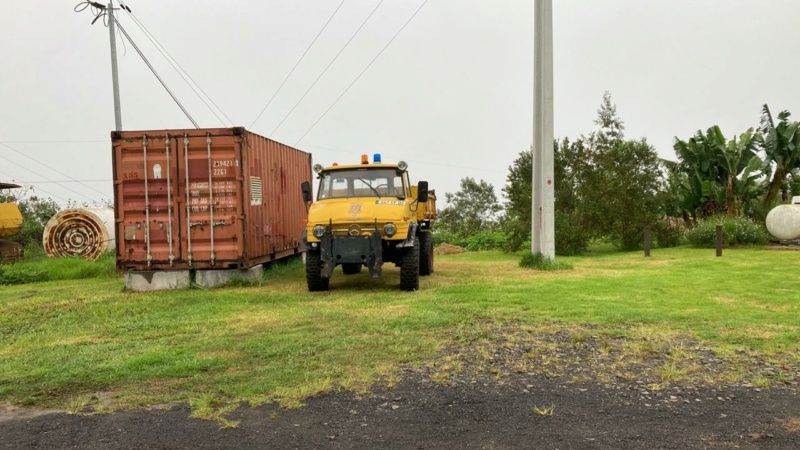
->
301;154;436;291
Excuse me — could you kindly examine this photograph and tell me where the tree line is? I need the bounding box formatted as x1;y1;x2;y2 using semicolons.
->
0;189;60;251
437;93;800;254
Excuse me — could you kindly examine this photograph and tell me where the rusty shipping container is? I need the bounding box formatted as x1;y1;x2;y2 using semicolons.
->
112;127;312;271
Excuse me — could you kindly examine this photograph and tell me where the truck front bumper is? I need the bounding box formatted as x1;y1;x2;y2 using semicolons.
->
319;232;383;278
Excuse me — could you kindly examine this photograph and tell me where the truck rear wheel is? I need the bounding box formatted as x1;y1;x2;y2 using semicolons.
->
419;231;434;276
305;250;329;291
342;263;362;275
399;239;420;291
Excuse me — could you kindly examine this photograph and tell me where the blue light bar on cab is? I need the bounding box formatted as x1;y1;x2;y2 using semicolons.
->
373;153;382;163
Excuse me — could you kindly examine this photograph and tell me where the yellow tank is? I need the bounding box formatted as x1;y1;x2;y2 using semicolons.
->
0;182;24;238
0;182;24;264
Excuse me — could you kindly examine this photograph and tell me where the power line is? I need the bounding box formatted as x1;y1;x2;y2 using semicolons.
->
0;140;106;144
0;170;76;205
0;171;18;184
294;0;429;145
300;141;506;175
123;6;235;127
249;0;347;129
109;15;200;128
8;179;112;184
268;0;387;138
0;155;96;203
0;141;112;201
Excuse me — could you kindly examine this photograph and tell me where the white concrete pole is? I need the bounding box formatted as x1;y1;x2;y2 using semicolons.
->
108;2;122;131
532;0;555;259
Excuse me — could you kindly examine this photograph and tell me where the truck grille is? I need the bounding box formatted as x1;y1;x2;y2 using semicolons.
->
330;223;379;237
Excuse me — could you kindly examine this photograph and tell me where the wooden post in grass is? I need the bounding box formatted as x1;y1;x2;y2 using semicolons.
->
715;224;723;257
644;226;651;257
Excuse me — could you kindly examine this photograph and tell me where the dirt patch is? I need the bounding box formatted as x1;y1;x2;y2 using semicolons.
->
434;243;464;255
786;417;800;433
0;402;61;423
423;320;800;391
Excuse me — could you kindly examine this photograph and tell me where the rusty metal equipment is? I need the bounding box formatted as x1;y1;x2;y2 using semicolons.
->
43;208;115;260
0;240;24;264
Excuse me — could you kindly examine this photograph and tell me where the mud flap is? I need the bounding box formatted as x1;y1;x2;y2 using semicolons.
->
367;232;383;277
319;233;335;279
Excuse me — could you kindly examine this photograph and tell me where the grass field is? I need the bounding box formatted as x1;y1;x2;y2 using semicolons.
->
1;246;798;422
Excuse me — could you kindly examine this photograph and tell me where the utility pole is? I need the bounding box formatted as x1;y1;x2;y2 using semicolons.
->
532;0;555;259
108;1;122;131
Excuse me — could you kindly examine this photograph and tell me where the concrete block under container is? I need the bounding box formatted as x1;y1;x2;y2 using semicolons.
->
195;265;264;288
125;270;191;292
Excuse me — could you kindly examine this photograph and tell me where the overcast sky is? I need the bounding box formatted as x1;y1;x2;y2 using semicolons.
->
1;0;799;207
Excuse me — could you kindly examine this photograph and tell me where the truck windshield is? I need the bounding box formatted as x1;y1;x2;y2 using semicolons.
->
318;168;406;200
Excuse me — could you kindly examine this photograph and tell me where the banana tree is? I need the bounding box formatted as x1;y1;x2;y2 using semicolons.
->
717;128;762;216
761;105;800;207
675;125;768;218
734;153;768;216
674;128;725;218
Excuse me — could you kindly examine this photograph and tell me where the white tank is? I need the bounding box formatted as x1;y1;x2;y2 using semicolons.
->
42;208;116;260
766;204;800;241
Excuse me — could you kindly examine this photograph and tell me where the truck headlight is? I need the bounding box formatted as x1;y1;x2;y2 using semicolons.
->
383;223;397;237
313;225;326;238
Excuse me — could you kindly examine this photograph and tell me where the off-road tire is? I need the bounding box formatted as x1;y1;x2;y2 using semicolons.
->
399;239;420;291
305;250;329;291
419;231;434;276
342;263;362;275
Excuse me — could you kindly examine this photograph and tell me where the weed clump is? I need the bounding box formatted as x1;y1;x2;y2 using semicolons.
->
518;253;573;271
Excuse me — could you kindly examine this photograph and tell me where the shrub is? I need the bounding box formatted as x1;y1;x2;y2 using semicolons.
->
432;229;460;247
460;231;508;252
554;213;590;256
684;216;769;248
502;215;588;256
652;221;682;248
433;230;508;252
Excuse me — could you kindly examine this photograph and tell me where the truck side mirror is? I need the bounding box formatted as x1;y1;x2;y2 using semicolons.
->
301;181;312;203
417;181;429;203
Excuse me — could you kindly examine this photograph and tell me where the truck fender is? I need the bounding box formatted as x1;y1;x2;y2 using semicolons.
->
396;223;419;248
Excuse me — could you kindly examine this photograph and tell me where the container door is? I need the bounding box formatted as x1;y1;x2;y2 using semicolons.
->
176;132;245;267
114;133;181;268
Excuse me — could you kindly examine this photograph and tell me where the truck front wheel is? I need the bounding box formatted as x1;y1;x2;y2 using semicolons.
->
305;250;330;291
399;239;420;291
419;231;434;276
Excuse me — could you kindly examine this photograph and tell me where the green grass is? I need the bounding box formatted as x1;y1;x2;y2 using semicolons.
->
0;252;116;285
1;246;799;419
